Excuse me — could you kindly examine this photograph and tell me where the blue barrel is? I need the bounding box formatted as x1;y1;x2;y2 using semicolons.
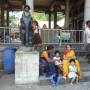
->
3;48;16;74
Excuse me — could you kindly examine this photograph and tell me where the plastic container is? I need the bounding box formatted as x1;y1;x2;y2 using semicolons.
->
3;48;16;74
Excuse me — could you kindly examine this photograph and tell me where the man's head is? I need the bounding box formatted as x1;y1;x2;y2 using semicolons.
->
86;20;90;28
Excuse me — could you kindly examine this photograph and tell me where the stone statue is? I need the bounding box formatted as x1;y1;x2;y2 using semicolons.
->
20;5;33;46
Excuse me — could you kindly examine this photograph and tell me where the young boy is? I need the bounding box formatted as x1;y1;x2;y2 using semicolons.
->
51;51;62;86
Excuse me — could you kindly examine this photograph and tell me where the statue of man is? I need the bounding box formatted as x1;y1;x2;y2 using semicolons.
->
20;5;33;46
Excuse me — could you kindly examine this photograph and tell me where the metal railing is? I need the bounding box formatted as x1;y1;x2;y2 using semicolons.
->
40;29;84;45
0;27;84;46
0;27;21;44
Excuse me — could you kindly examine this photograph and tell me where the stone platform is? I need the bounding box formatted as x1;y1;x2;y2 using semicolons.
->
15;47;39;84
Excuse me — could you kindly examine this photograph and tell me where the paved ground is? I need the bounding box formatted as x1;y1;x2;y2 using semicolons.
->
0;74;90;90
0;56;90;90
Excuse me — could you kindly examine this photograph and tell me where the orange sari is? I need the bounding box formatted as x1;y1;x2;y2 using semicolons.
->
63;49;81;77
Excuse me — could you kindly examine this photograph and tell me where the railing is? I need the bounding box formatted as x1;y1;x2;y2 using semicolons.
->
0;27;21;44
0;27;84;46
40;29;84;45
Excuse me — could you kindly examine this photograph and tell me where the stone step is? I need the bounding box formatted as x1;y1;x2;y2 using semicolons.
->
0;43;21;48
0;56;89;71
39;75;90;86
0;69;90;77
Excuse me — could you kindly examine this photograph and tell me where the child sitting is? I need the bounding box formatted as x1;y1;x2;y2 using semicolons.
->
51;51;62;86
54;51;63;66
68;59;79;85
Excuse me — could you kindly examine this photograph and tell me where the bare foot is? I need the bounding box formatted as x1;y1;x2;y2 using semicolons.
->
70;83;73;85
63;76;67;80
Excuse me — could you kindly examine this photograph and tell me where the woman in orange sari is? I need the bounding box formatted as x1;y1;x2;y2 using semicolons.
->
63;45;81;79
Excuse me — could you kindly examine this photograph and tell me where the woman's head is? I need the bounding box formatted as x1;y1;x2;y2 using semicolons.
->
69;59;75;66
46;45;54;52
66;45;72;50
24;5;30;11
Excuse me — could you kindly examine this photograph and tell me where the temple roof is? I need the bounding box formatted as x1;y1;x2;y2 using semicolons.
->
34;0;53;7
0;0;83;12
0;0;65;11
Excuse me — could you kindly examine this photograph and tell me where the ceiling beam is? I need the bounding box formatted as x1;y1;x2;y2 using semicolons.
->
34;5;49;12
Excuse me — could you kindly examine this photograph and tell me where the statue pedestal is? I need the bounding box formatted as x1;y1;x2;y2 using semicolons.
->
15;48;39;84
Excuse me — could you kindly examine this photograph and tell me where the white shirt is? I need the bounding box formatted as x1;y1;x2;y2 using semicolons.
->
84;27;90;44
34;29;38;34
34;28;41;37
69;65;77;73
53;57;61;65
68;65;78;78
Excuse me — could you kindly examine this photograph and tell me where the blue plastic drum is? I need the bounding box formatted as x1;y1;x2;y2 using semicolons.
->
3;48;16;74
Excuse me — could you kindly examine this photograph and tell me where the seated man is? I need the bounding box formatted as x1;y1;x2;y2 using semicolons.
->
5;33;11;43
62;45;81;79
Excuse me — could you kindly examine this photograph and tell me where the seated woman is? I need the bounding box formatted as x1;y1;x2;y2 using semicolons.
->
62;45;81;79
40;45;60;80
40;45;55;76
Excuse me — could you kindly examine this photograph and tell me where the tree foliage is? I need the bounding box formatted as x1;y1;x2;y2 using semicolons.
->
33;12;48;21
33;12;64;21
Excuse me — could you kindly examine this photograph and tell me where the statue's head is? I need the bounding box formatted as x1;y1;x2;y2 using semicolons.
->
24;5;30;12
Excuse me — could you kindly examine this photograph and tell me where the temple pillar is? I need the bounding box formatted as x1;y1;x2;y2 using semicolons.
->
84;0;90;25
48;13;51;29
64;0;70;30
54;12;57;28
0;0;5;27
6;10;9;27
26;0;34;13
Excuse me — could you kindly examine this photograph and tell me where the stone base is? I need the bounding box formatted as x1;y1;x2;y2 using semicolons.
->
15;49;39;84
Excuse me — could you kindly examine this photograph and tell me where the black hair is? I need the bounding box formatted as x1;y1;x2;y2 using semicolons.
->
46;45;54;50
66;44;72;48
24;5;30;10
86;20;90;25
69;59;75;63
54;50;61;55
33;20;38;26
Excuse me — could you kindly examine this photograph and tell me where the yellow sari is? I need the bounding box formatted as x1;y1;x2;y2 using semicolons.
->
63;49;81;77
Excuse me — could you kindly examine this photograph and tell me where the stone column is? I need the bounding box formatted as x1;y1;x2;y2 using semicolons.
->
84;0;90;24
6;10;9;27
26;0;34;13
54;12;57;28
0;0;5;27
49;13;51;29
64;0;70;30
